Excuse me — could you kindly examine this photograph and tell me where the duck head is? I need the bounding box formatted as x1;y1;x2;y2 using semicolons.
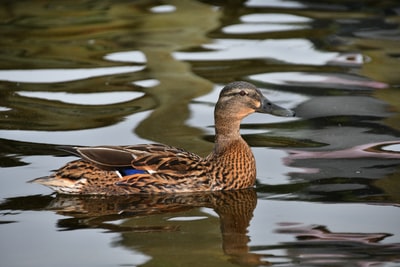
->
216;81;295;120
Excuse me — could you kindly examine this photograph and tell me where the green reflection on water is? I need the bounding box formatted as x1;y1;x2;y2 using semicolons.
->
0;0;220;155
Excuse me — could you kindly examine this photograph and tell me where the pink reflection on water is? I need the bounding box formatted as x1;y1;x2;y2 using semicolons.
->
284;141;400;165
250;71;388;89
272;223;400;266
277;223;390;243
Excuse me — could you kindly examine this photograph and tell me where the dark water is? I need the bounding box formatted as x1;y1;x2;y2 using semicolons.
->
1;1;400;266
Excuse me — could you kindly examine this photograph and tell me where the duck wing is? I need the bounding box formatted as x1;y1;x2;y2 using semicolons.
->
60;144;203;174
59;145;138;168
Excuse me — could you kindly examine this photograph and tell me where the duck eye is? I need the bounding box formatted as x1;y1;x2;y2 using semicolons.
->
239;90;247;96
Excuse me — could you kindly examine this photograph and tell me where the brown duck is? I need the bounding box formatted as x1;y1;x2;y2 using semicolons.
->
32;81;295;195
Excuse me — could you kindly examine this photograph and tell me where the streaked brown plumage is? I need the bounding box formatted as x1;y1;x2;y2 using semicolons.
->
31;81;295;195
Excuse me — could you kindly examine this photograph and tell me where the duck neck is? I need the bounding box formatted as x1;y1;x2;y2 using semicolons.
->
213;113;243;154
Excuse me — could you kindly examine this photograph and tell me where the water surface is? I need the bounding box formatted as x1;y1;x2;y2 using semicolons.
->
1;1;400;266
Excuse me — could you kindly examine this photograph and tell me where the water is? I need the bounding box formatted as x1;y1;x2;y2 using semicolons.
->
1;0;400;266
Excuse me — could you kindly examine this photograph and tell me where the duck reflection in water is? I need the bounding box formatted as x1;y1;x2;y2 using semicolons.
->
42;189;264;266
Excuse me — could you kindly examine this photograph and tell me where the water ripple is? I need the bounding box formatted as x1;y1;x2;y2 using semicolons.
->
0;66;145;83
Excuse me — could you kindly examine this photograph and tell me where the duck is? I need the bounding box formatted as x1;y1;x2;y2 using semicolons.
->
31;81;295;195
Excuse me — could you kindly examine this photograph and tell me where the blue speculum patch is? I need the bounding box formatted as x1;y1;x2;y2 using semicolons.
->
118;167;147;176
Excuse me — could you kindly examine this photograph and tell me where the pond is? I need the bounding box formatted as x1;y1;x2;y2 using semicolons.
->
1;0;400;266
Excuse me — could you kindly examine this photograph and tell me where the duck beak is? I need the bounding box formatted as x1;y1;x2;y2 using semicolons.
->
257;97;295;117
